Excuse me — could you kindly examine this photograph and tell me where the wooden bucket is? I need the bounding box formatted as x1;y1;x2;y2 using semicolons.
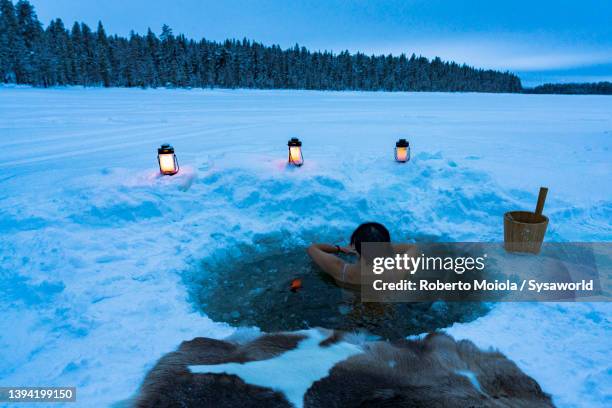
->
503;187;549;254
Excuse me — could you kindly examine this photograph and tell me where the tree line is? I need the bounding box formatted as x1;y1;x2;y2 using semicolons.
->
0;0;524;92
1;0;609;94
524;82;612;95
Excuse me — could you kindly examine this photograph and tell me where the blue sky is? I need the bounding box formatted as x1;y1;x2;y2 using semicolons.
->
30;0;612;85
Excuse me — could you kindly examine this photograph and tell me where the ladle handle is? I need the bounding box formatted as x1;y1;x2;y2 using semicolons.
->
535;187;548;216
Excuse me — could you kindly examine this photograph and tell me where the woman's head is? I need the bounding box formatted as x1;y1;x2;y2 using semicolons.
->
350;222;391;256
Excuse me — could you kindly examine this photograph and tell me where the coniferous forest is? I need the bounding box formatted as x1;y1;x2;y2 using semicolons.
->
1;0;610;94
0;0;524;92
525;81;612;95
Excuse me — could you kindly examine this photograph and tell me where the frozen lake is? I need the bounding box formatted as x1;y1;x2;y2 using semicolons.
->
0;86;610;407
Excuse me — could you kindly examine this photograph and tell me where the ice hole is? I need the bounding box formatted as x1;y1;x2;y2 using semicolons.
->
187;234;490;339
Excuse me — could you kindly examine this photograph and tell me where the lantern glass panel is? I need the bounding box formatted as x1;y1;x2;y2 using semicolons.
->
159;153;178;174
289;146;303;166
395;146;408;162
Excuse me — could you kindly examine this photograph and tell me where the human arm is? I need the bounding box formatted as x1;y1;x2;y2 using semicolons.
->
307;243;350;281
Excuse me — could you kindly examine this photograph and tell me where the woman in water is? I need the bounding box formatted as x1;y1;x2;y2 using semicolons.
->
307;222;415;287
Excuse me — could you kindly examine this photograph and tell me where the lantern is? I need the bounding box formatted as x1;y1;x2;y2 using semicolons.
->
288;138;304;166
157;144;179;175
395;139;410;163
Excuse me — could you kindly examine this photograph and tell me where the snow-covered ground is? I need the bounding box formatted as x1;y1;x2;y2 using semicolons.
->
0;86;610;407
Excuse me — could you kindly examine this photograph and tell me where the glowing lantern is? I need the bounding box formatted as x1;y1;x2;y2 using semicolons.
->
288;138;304;166
157;144;179;175
395;139;410;163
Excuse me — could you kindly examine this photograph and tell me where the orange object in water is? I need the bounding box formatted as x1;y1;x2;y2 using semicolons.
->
290;278;302;292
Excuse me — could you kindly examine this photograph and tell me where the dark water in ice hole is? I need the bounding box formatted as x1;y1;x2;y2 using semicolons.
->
191;243;490;340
